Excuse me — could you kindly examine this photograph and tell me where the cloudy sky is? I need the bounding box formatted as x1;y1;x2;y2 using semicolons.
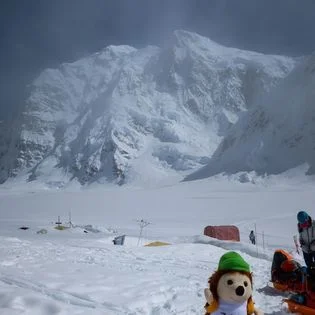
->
1;0;315;120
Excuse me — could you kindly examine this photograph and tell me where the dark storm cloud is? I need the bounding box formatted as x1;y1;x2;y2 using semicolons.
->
1;0;315;120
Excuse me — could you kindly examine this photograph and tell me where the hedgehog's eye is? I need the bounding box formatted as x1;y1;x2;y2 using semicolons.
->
244;281;248;287
227;279;233;285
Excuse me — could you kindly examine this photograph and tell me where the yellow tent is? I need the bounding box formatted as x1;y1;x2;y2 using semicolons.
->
144;241;171;247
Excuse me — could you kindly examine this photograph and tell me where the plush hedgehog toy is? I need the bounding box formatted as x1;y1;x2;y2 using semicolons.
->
204;251;263;315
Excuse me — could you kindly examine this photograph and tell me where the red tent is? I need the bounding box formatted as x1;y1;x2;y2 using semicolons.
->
204;225;240;242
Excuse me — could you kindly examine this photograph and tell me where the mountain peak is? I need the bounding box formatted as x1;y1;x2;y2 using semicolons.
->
0;32;295;187
173;30;222;48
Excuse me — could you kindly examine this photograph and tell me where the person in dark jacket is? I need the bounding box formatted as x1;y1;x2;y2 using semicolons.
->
297;210;315;268
249;230;256;245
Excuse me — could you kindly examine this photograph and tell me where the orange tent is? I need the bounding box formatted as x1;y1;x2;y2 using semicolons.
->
204;225;240;242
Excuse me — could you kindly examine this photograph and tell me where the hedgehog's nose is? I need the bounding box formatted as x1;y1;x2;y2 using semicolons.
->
235;286;245;296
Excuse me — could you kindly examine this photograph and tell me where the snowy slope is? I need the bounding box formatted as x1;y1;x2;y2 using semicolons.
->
0;121;7;159
1;174;314;314
186;53;315;181
0;31;295;187
0;121;12;177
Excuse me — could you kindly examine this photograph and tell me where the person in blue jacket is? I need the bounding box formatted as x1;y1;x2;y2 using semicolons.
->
297;210;315;268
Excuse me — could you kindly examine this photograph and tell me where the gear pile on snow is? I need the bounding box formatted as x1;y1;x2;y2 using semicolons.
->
271;249;315;314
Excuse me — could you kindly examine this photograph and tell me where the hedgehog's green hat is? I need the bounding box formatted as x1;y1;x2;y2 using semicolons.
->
218;251;250;273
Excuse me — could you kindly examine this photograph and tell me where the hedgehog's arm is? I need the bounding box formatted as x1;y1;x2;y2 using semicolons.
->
204;289;219;314
254;308;263;315
248;297;263;315
204;288;213;304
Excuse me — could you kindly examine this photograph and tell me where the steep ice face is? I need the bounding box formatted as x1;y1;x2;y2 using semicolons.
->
0;120;14;180
0;31;295;187
186;53;315;181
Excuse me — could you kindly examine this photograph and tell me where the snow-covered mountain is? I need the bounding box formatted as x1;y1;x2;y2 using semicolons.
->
186;53;315;181
0;121;11;167
0;31;295;187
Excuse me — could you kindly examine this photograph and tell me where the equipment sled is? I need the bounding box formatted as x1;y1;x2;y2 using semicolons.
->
271;249;304;292
270;249;315;314
284;278;315;314
285;296;315;315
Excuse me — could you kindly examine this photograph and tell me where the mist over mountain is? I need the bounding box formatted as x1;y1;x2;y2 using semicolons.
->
186;53;315;182
2;0;315;121
0;31;295;187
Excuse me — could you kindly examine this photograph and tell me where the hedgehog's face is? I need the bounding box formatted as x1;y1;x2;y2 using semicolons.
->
217;272;252;304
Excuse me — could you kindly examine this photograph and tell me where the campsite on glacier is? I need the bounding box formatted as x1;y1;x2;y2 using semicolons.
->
1;168;315;314
1;18;315;315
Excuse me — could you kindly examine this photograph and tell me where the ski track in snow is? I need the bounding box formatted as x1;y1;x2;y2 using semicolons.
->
0;275;101;309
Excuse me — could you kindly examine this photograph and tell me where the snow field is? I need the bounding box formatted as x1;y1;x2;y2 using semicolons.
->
0;175;314;314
